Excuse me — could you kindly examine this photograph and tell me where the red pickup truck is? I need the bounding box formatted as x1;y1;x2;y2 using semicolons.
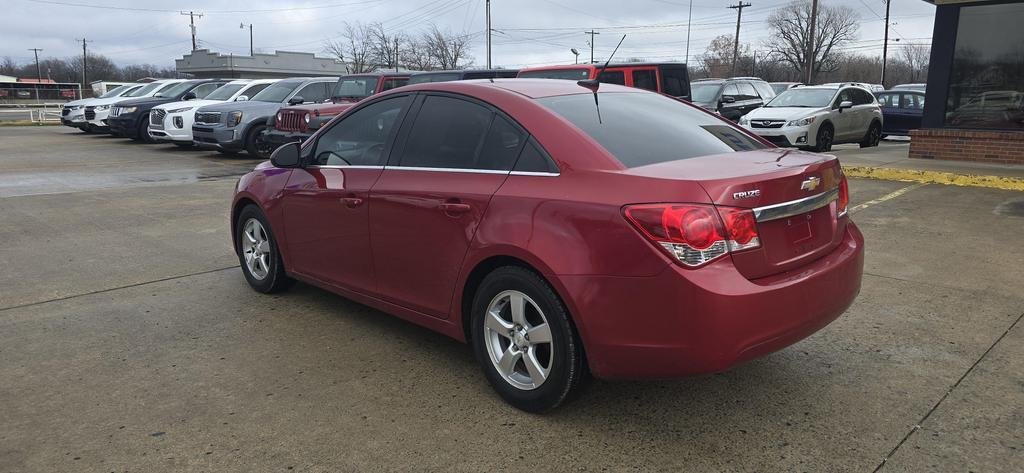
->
261;72;410;149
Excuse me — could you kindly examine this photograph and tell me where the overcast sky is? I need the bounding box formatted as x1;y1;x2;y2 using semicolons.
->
1;0;936;69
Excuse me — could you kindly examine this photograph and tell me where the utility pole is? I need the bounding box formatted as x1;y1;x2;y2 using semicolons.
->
806;0;818;84
394;37;400;72
880;0;891;86
685;0;693;65
485;0;492;68
585;29;600;64
180;11;203;50
728;2;751;76
240;23;253;56
76;38;91;89
28;48;43;83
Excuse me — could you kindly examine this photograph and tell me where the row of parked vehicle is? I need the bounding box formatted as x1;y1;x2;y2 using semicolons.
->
60;62;926;158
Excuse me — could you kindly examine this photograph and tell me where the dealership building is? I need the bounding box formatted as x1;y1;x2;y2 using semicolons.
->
911;0;1024;164
175;49;348;79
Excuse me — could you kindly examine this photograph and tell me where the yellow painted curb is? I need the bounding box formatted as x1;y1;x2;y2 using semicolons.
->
842;166;1024;192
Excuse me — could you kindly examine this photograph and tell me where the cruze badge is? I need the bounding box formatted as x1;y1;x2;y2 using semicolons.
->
733;189;761;199
800;177;821;192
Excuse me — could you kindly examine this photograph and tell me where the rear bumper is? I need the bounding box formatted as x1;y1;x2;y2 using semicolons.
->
561;221;864;379
263;128;312;149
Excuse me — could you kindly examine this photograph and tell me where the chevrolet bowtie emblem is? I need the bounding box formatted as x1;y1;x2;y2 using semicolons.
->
800;177;821;191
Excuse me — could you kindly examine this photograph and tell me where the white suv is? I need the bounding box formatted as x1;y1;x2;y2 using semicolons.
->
738;84;883;152
149;78;278;146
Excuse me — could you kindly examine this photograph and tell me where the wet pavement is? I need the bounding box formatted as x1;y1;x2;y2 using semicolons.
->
1;127;1022;472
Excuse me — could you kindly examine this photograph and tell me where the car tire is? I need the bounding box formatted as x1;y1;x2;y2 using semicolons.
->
235;204;293;294
135;114;154;143
860;121;882;148
812;124;834;152
471;266;586;413
245;124;271;159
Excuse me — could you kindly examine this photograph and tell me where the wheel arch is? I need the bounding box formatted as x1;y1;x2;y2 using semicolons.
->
231;196;260;254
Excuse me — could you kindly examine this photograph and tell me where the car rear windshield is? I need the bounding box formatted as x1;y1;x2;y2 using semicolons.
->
204;83;245;101
518;68;591;80
538;92;766;168
333;77;377;99
689;82;722;102
251;80;303;102
765;88;836;107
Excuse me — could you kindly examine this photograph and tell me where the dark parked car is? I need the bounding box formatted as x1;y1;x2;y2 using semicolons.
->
876;90;925;136
230;79;863;412
107;79;228;142
517;62;691;100
408;69;520;85
689;77;776;121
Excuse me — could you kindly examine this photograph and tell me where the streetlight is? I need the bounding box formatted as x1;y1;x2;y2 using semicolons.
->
239;22;253;56
571;48;580;65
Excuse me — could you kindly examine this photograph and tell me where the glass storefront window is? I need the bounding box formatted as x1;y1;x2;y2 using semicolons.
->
945;2;1024;129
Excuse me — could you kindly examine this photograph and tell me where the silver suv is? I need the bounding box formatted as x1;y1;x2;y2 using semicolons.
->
738;83;883;151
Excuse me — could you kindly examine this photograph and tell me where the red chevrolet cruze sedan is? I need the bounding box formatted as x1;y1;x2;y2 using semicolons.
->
231;79;864;412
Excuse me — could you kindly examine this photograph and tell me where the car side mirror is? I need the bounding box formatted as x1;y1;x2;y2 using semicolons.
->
270;142;301;168
182;92;197;101
235;95;249;102
838;100;853;111
288;96;304;105
720;95;737;104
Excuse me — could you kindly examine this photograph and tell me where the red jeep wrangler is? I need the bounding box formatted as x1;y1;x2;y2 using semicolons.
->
262;72;410;149
517;62;691;101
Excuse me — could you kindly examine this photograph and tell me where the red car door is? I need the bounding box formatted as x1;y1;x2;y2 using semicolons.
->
369;94;527;318
280;95;412;294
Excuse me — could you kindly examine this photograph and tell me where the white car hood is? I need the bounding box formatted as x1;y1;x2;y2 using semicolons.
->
88;95;143;106
154;99;223;112
745;106;827;121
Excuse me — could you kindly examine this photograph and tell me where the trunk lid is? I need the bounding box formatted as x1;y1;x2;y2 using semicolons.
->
629;148;847;279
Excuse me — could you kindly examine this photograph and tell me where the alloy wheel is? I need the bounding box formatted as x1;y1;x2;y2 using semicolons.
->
241;218;271;280
483;290;554;390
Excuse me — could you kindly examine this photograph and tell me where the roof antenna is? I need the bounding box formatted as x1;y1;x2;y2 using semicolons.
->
577;34;626;91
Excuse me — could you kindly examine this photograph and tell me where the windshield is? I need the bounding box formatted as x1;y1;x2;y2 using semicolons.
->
99;84;132;98
538;92;766;168
155;81;197;98
518;68;591;80
204;83;246;101
123;82;164;97
408;72;461;85
770;83;793;95
689;82;722;103
252;80;303;102
332;77;377;99
766;88;836;107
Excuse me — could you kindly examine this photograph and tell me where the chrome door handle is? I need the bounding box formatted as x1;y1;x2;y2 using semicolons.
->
341;197;364;208
439;202;471;215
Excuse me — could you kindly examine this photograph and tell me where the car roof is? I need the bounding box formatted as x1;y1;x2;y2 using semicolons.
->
520;62;685;71
396;77;642;99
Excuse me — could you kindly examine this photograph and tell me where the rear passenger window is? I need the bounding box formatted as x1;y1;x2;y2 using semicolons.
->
383;78;407;91
632;70;658;91
513;139;559;174
396;95;494;170
853;89;875;105
660;68;689;98
878;94;896;107
598;70;626;85
477;115;526;170
736;82;758;100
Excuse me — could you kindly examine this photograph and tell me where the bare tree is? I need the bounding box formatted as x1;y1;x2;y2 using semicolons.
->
900;42;930;83
420;25;474;70
367;22;408;71
323;22;374;73
765;0;860;83
401;36;437;71
700;35;752;78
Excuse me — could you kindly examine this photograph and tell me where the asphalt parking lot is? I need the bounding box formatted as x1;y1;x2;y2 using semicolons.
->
2;126;1022;472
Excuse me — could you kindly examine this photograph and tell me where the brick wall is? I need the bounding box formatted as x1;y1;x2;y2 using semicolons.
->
909;129;1024;164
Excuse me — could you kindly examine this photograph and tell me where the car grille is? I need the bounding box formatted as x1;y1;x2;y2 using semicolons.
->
151;109;166;129
276;110;307;132
195;111;221;125
750;120;785;129
85;106;96;120
763;135;792;147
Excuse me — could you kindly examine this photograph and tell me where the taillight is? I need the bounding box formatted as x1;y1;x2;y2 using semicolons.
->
623;203;761;268
837;173;849;217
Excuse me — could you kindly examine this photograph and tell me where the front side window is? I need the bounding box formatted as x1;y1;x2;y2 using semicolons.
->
99;84;132;98
407;73;460;85
877;93;897;107
632;70;658;91
295;82;330;103
736;82;758;100
752;81;776;100
382;78;408;91
155;81;197;98
538;92;766;168
395;95;494;170
690;82;723;102
204;83;245;101
333;77;377;99
312;96;409;166
190;83;222;99
238;83;270;98
852;89;875;105
251;80;303;103
123;82;164;97
946;2;1024;129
